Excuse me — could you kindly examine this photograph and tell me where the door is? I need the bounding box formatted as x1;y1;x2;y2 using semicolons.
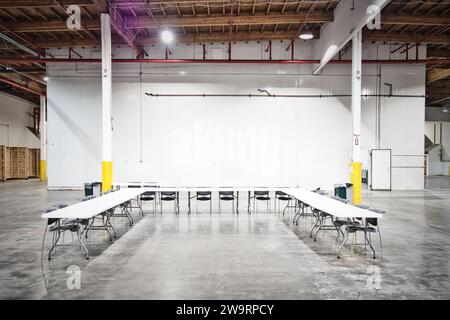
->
371;149;391;191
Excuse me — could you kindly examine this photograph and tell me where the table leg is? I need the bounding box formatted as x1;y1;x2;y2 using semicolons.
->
248;191;251;214
337;219;350;259
76;220;89;260
236;191;239;214
48;220;61;260
188;191;191;214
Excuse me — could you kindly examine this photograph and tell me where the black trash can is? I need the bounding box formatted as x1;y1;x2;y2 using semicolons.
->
84;182;102;197
334;184;347;199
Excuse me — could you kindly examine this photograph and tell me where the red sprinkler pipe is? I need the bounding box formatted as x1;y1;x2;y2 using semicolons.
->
0;58;448;65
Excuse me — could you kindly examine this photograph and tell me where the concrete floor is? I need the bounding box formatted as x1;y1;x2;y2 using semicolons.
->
0;177;450;299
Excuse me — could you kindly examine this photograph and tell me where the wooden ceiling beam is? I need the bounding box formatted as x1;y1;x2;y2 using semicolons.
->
428;68;450;84
428;47;450;58
382;14;450;26
364;31;450;45
29;30;321;47
0;11;333;33
0;0;93;8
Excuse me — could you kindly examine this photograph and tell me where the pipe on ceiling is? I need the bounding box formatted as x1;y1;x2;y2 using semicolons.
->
0;58;448;65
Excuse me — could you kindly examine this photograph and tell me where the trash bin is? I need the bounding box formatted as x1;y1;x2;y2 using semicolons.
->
334;184;347;199
84;182;102;197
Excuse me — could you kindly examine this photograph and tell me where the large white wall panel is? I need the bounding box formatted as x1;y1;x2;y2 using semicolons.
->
46;45;426;190
47;78;101;188
380;65;425;189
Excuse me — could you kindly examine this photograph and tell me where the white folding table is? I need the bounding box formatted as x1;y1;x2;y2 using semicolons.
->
41;188;145;259
41;186;383;259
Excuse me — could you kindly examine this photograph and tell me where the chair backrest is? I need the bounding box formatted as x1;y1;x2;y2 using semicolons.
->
54;203;68;209
161;191;176;196
45;208;58;225
255;191;269;196
276;191;287;196
128;184;140;188
197;191;211;196
367;218;378;226
219;191;234;196
143;191;156;196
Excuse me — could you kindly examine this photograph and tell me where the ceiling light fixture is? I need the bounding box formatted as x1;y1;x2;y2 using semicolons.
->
161;30;174;44
299;32;314;40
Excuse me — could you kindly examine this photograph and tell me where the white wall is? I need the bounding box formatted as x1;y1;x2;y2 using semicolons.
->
0;92;40;148
46;42;425;190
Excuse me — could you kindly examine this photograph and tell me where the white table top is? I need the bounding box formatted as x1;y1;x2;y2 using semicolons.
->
41;186;382;220
283;189;383;219
113;182;159;187
41;188;144;219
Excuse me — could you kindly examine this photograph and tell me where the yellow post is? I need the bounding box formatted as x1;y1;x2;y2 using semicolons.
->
448;166;450;176
351;162;362;205
102;161;113;192
40;160;47;182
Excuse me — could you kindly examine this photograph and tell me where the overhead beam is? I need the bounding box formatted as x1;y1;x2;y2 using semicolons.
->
364;31;450;45
127;12;334;29
428;79;450;87
428;48;450;58
382;14;450;26
21;29;450;48
0;75;45;96
313;0;391;75
92;0;142;56
0;0;92;7
0;12;333;33
28;30;321;47
428;68;450;84
109;7;143;57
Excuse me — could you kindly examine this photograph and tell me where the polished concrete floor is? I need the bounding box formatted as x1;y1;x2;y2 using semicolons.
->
0;177;450;299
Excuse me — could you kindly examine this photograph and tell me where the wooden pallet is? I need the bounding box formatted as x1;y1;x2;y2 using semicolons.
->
0;146;40;181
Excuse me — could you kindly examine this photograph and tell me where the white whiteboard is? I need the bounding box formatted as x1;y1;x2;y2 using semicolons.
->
371;149;391;191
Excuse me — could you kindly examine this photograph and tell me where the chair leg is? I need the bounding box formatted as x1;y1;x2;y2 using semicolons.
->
48;228;61;260
337;229;350;259
364;231;376;259
378;226;383;258
313;216;323;242
310;214;320;238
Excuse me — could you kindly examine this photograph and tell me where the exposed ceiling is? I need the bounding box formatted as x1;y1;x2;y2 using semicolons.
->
0;0;448;107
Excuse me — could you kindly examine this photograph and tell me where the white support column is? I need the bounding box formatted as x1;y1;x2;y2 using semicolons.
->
351;30;362;204
39;95;47;182
101;13;113;192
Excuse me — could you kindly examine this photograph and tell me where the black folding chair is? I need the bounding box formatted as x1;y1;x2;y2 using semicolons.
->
160;191;179;214
190;191;212;214
218;191;237;213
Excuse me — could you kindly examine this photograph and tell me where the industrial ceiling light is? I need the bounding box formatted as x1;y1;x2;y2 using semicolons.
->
161;30;174;44
443;106;450;114
299;30;314;40
43;76;49;81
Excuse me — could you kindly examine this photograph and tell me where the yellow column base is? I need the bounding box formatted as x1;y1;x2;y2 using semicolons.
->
40;160;47;182
448;166;450;176
102;161;113;192
351;162;362;205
